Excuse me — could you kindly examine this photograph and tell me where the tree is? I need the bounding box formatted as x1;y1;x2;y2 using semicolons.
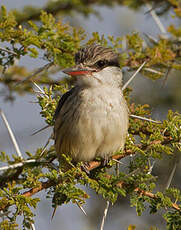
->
0;0;181;229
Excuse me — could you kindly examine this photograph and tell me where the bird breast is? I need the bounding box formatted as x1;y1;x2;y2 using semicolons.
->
54;86;128;162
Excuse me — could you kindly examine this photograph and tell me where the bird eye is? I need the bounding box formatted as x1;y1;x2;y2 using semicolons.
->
95;60;107;68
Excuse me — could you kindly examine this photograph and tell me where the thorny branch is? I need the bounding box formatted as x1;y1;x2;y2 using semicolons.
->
0;135;180;213
0;47;18;56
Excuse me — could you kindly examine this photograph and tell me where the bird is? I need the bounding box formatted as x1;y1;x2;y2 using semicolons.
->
54;44;129;165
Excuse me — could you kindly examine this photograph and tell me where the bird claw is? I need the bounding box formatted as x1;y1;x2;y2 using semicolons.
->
81;162;90;174
102;157;110;166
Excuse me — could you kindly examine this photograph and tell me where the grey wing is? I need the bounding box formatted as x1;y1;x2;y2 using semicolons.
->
53;87;76;121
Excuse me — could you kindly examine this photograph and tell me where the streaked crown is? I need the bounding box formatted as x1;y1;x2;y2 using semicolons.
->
75;44;120;71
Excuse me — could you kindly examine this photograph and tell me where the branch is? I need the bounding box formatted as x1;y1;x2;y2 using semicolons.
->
0;136;179;213
14;0;174;24
0;47;18;56
0;77;60;86
17;137;174;197
18;62;54;84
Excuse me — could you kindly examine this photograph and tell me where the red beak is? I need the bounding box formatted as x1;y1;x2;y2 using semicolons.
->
62;67;94;76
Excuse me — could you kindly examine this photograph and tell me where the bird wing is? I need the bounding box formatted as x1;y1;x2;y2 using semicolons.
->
53;87;76;121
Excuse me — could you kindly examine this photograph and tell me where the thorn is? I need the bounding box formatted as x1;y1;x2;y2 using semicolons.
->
16;62;53;85
31;125;51;136
144;67;163;75
122;61;146;90
144;33;158;45
0;159;36;172
161;67;172;88
145;3;167;35
32;82;49;98
112;159;126;166
39;135;53;158
130;114;161;124
31;223;36;230
147;161;155;175
100;201;110;230
75;201;87;216
165;160;178;189
51;206;57;220
0;109;23;159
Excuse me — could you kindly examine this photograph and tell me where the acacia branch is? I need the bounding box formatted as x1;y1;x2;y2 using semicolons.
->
0;77;59;85
21;136;179;204
0;136;180;212
14;0;173;24
0;47;18;56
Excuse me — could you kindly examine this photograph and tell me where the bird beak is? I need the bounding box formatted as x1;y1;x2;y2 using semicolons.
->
62;66;95;76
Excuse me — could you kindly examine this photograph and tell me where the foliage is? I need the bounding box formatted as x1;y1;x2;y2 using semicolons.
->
0;0;181;229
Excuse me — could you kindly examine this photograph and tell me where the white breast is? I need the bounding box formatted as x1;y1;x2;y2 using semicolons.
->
54;85;129;162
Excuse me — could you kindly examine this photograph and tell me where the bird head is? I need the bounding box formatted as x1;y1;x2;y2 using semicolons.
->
62;44;123;88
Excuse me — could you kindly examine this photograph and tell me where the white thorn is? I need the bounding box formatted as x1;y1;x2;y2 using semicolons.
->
147;161;155;175
122;61;146;90
165;161;178;189
144;67;163;75
75;201;87;216
100;201;110;230
31;223;36;230
32;82;49;98
130;114;161;124
146;3;167;34
0;159;36;171
112;159;127;166
0;109;23;159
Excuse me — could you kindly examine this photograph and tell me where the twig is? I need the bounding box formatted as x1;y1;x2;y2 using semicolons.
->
17;62;54;84
0;109;23;159
0;210;11;217
100;201;110;230
0;136;180;213
1;136;180;213
20;136;174;196
0;159;36;172
0;77;59;85
0;46;17;56
130;114;161;124
122;61;146;90
146;3;167;34
133;187;180;211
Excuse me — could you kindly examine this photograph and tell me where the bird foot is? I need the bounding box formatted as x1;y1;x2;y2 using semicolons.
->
81;162;90;174
102;157;110;166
